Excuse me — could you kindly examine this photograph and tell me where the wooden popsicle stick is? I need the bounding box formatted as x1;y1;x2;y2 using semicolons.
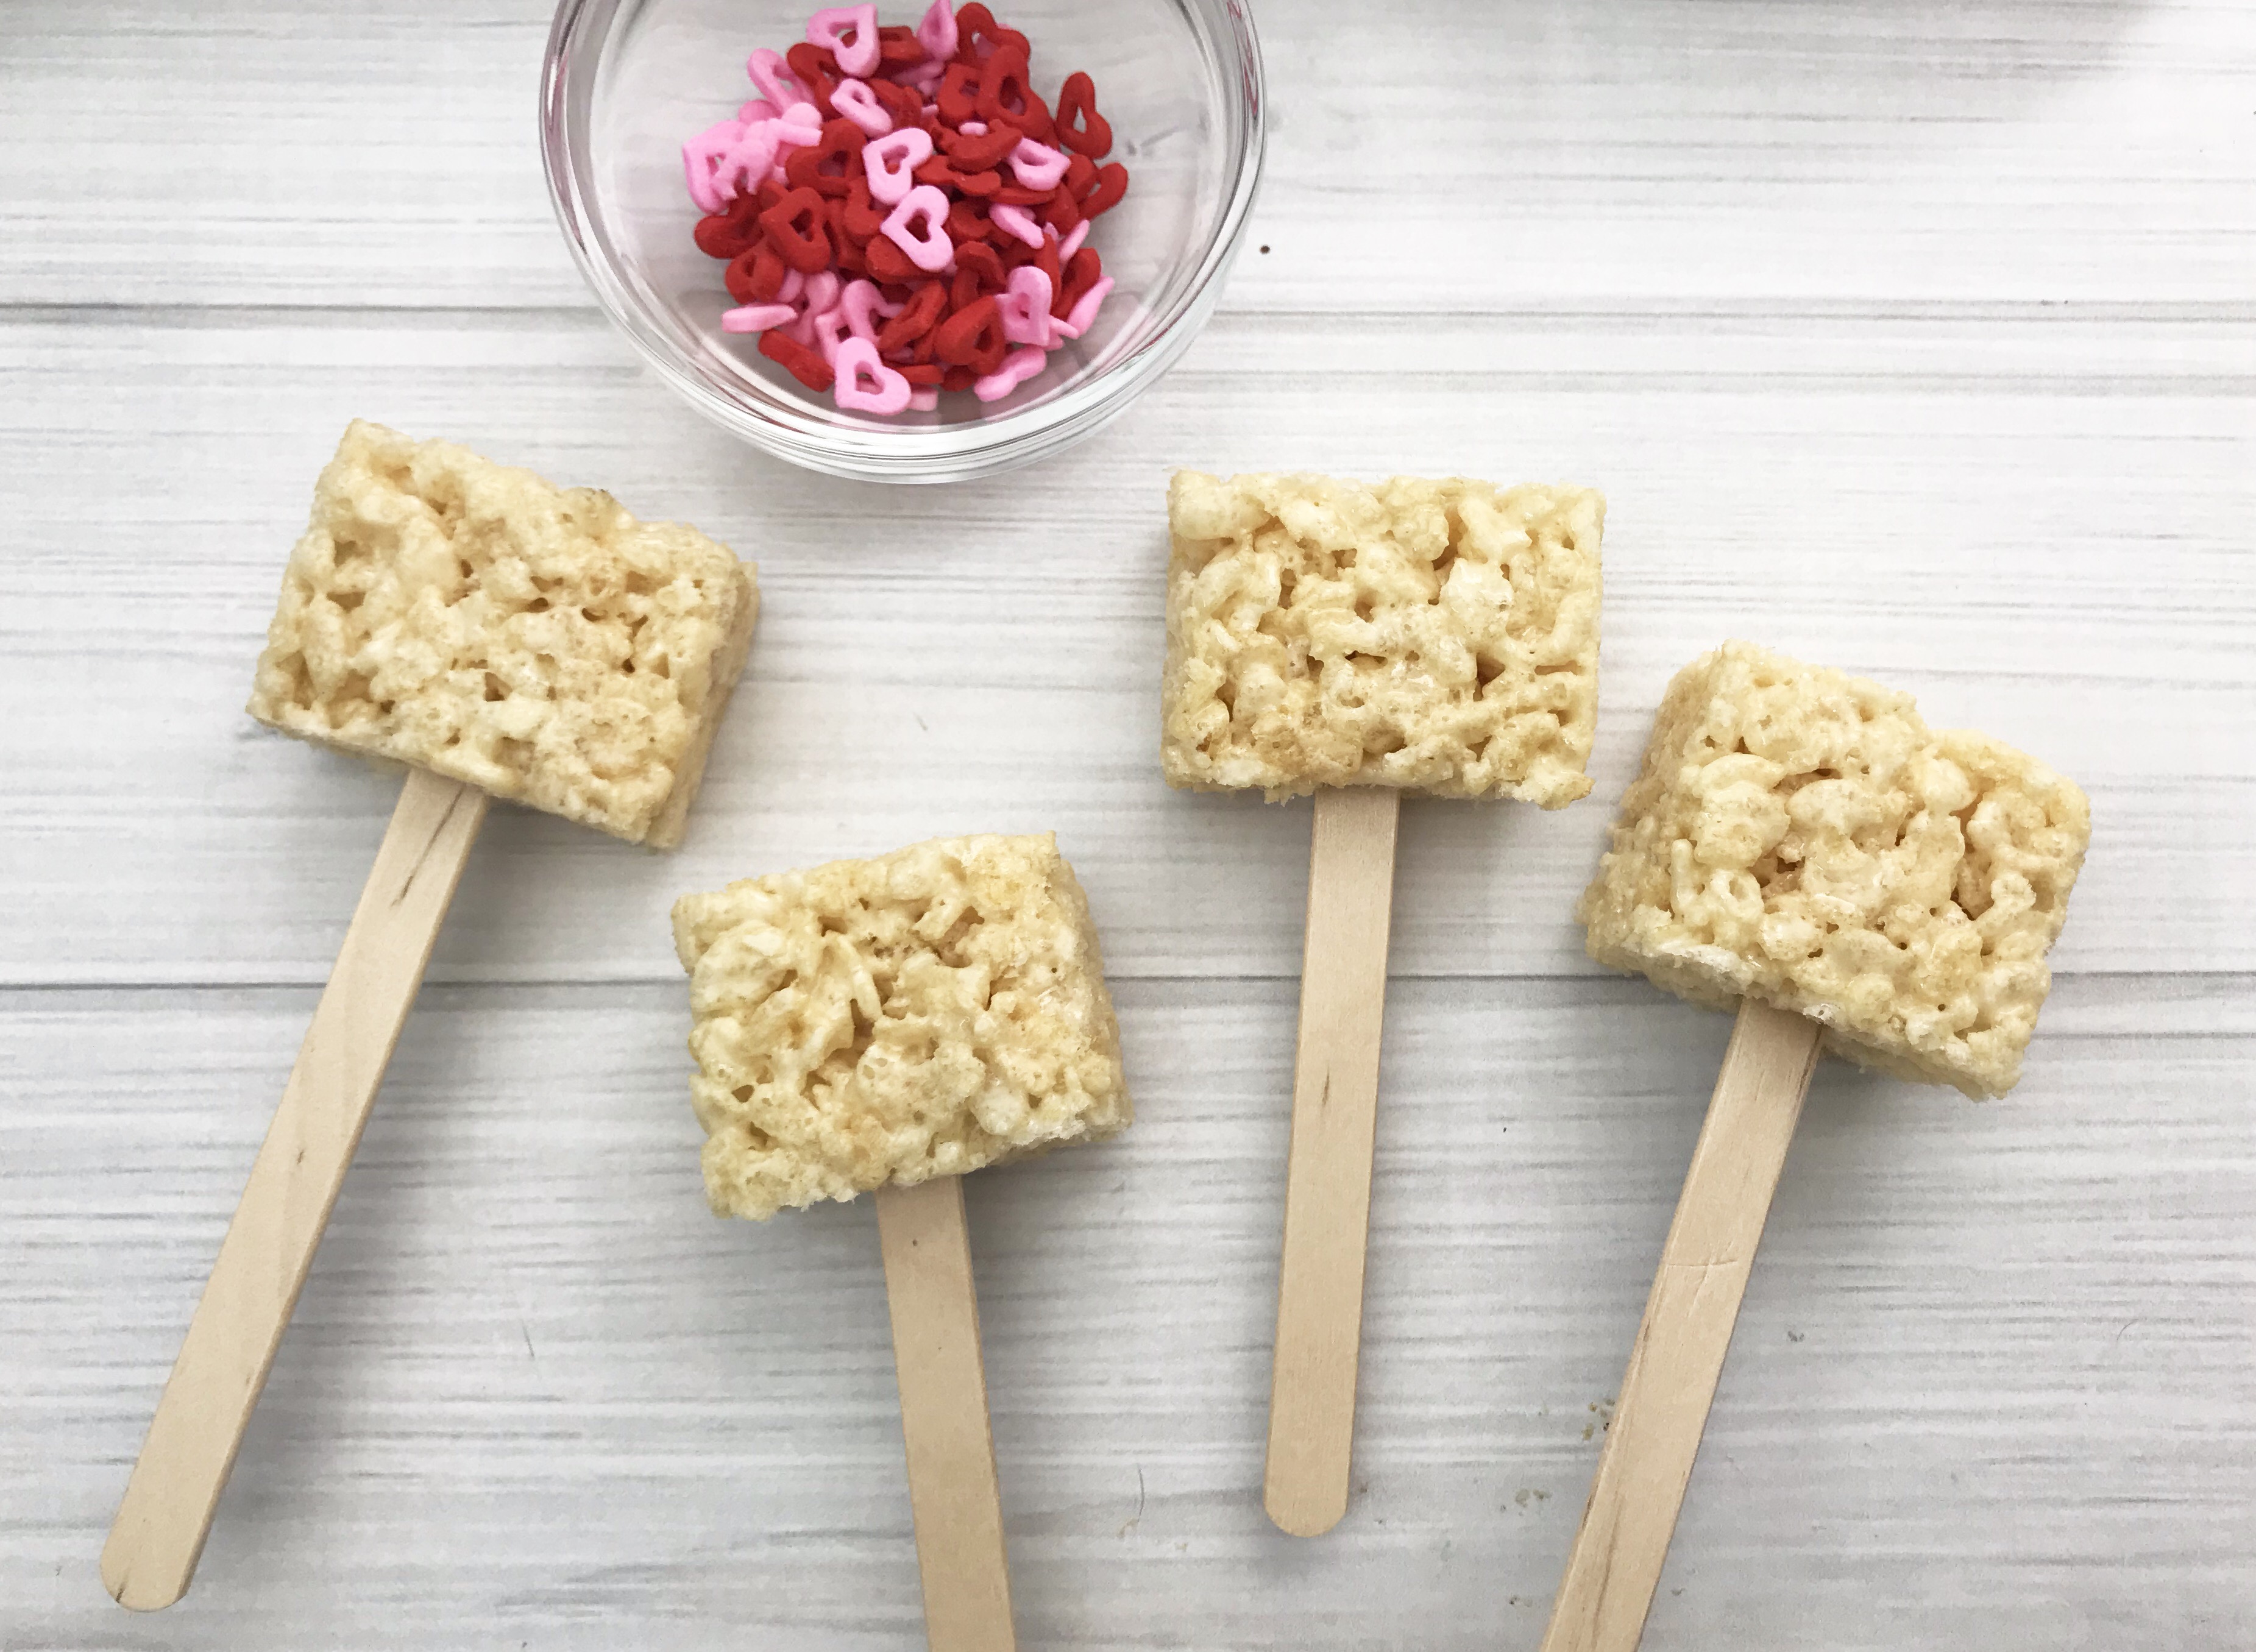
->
102;767;488;1612
1540;998;1825;1652
1264;785;1403;1537
876;1176;1017;1652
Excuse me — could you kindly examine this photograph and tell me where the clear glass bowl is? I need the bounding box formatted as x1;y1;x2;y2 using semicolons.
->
541;0;1265;482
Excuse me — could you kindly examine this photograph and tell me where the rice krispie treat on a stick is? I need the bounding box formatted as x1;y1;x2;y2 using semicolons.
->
675;833;1130;1651
1577;640;2087;1099
105;424;757;1614
247;419;756;848
1543;642;2089;1652
674;832;1130;1217
1163;470;1602;804
1162;469;1605;1537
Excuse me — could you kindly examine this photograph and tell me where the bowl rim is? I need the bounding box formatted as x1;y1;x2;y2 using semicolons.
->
539;0;1266;481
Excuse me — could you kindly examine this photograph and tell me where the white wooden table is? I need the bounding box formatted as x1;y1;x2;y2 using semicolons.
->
5;2;2254;1646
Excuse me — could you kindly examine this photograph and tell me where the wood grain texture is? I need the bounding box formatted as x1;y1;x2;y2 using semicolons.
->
5;1;2251;308
1541;1002;1823;1652
2;0;2253;1644
876;1179;1018;1652
1266;788;1400;1537
3;305;2248;985
7;979;2255;1649
99;768;486;1612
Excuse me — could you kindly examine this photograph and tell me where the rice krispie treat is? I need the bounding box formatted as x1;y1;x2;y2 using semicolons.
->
247;420;758;848
673;833;1132;1220
1578;642;2090;1098
1161;470;1604;805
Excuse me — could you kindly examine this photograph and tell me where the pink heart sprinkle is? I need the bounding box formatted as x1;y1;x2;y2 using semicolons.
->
915;0;959;62
722;303;800;333
809;304;856;364
1063;275;1114;338
996;266;1054;347
988;203;1043;249
1007;137;1068;193
973;345;1047;403
833;338;913;414
807;4;881;77
830;78;892;138
863;126;933;205
745;49;807;112
840;278;903;342
880;185;954;273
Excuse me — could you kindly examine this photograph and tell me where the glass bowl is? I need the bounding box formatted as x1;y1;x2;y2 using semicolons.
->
541;0;1265;482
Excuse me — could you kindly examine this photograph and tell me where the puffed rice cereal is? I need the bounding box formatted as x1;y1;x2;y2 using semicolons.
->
1160;470;1602;804
673;832;1131;1219
246;421;758;848
1577;641;2090;1098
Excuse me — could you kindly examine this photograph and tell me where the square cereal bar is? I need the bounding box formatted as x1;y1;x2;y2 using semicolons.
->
672;833;1132;1220
1577;641;2091;1098
247;420;758;848
1160;470;1603;805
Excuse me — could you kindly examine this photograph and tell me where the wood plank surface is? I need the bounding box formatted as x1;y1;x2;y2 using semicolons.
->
7;980;2254;1648
2;305;2247;983
2;0;2251;1645
4;1;2251;307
